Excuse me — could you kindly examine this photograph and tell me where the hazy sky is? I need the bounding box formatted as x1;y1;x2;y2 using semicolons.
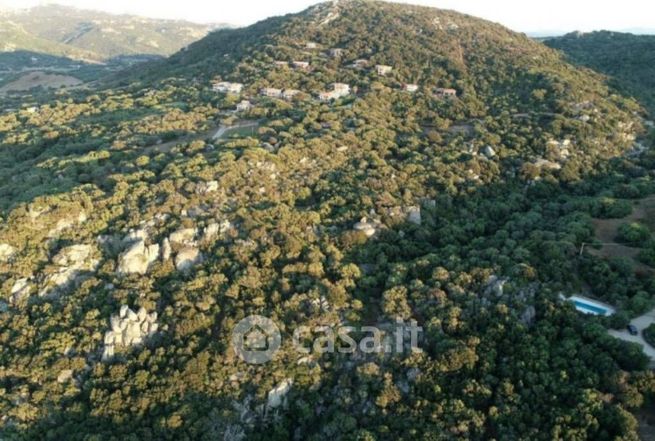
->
2;0;654;34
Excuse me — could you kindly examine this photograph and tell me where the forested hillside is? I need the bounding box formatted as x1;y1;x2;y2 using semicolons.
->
0;5;223;61
1;1;655;439
546;31;655;115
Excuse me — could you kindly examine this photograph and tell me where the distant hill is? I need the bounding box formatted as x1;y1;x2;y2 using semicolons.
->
0;4;228;62
546;31;655;115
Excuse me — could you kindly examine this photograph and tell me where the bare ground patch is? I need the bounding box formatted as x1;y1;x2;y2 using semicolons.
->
589;195;655;275
0;71;83;93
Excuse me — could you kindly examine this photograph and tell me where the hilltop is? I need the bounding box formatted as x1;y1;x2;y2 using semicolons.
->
546;31;655;115
1;1;655;439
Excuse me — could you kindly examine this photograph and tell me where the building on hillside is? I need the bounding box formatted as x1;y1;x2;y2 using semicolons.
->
236;100;253;112
434;88;457;99
292;61;310;70
375;64;393;75
260;87;283;98
306;41;318;49
402;83;419;93
212;81;244;94
282;89;300;100
351;59;369;69
331;83;350;95
329;48;344;58
318;83;351;101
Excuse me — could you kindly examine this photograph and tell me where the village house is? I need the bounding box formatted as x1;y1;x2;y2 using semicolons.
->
318;83;351;101
402;83;419;93
329;48;344;58
306;41;318;49
260;87;283;98
212;81;244;94
236;100;252;112
376;64;393;75
282;89;300;100
351;59;369;69
292;61;310;70
434;88;457;99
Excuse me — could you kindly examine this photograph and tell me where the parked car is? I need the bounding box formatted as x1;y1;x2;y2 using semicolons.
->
627;324;639;336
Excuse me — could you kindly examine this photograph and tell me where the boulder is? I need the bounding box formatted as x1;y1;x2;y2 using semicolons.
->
52;244;94;267
407;206;421;225
520;305;537;326
0;243;17;262
101;306;159;362
203;222;221;241
10;278;31;304
161;238;172;261
353;218;377;237
117;240;159;275
197;180;219;194
481;145;496;158
267;379;293;409
175;247;203;272
57;369;73;384
47;211;87;238
169;228;197;245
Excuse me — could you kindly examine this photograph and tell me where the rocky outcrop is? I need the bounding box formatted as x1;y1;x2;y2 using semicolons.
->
161;238;172;261
47;211;87;238
10;278;31;304
175;247;203;272
406;206;421;225
0;243;17;262
353;218;379;237
169;227;197;246
102;306;159;361
40;244;98;297
482;145;496;158
484;275;508;297
117;240;159;275
267;379;293;409
196;180;219;194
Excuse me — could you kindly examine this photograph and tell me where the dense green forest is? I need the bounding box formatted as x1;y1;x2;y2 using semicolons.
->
546;31;655;115
1;1;655;439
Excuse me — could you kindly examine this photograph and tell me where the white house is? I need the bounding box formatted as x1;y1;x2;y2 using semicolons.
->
318;83;351;101
403;84;419;93
282;89;300;100
375;65;393;75
434;88;457;99
329;48;344;58
212;81;244;94
292;61;310;70
351;59;369;69
236;100;252;112
260;87;283;98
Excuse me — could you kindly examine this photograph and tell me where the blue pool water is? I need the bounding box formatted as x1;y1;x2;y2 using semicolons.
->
573;300;610;316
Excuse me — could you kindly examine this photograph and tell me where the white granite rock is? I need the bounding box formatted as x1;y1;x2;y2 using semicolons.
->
267;379;293;409
169;228;197;245
175;247;203;272
117;240;159;275
0;243;17;262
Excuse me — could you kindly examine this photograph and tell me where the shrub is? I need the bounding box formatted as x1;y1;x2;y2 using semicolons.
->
616;222;652;246
643;324;655;348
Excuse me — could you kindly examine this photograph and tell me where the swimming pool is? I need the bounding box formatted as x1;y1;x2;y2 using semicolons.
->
568;295;615;316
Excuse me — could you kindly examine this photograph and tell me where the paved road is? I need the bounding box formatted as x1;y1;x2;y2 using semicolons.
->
609;309;655;364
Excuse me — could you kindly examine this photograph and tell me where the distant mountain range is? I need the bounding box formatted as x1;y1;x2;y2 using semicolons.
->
0;4;230;62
